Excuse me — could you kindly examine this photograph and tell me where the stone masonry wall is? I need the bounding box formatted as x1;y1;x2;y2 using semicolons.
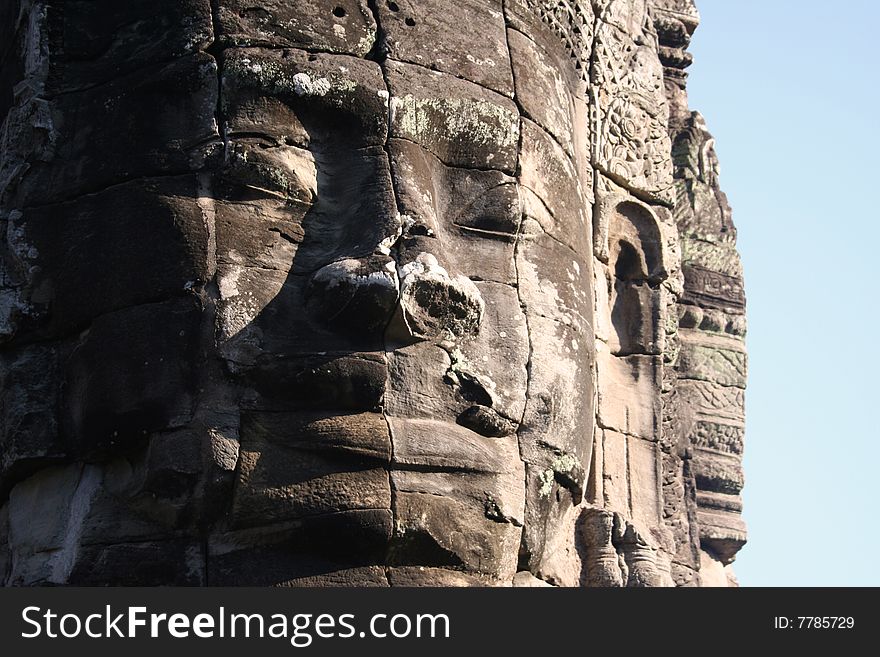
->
0;0;746;586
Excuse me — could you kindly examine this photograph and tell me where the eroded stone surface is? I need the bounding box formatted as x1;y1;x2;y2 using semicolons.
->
0;0;746;587
216;0;377;56
386;59;520;173
592;1;673;203
377;0;514;97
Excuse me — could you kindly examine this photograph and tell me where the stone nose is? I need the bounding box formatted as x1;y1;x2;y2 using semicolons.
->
306;255;401;337
395;252;484;341
307;248;486;345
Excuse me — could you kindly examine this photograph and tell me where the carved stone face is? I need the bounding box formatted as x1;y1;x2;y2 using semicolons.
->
0;0;601;586
1;0;749;589
206;2;598;585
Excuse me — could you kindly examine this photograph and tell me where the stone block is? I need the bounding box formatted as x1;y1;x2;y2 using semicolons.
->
602;430;629;515
388;567;500;587
12;177;209;340
680;237;744;277
0;343;63;493
690;420;745;456
519;118;593;258
62;299;201;458
504;0;594;83
391;491;520;580
512;571;553;587
222;48;388;148
217;0;377;56
508;28;580;155
243;411;392;463
692;449;744;496
675;379;745;422
597;352;660;440
208;511;393;585
388;417;520;475
377;0;514;96
6;463;94;585
698;507;747;566
628;436;661;532
388;137;520;285
677;334;747;388
230;412;391;528
586;429;604;506
239;352;388;412
67;540;206;586
386;60;520;174
682;264;746;310
44;0;214;94
384;343;458;419
14;53;219;207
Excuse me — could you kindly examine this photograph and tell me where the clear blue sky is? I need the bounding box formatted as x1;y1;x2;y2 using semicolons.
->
686;1;880;586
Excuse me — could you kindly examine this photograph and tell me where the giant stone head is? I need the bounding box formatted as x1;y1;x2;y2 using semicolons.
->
0;0;746;587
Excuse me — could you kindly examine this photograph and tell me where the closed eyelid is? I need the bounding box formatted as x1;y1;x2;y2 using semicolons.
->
223;140;319;204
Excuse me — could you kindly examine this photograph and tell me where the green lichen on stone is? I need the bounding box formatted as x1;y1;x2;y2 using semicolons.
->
390;95;519;149
551;453;579;474
538;469;555;497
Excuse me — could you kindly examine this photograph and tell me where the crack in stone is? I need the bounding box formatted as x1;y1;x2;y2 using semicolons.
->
366;0;406;582
503;0;535;578
16;171;219;212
